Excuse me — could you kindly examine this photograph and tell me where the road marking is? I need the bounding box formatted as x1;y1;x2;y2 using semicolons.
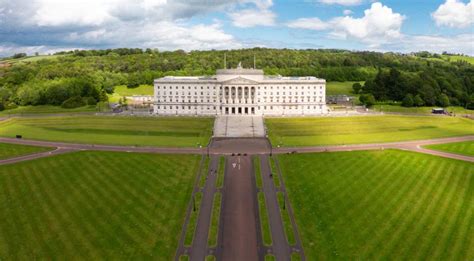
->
232;163;237;169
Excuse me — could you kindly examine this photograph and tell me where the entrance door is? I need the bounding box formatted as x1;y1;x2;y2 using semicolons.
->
232;107;235;114
245;107;248;114
238;107;242;114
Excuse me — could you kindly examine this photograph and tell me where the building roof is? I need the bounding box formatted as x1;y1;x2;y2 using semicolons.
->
155;65;325;83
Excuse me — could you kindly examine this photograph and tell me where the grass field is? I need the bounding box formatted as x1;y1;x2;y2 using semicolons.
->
0;143;53;160
0;105;102;116
0;151;200;259
372;105;473;115
115;85;153;96
0;116;213;147
326;81;363;96
1;54;67;64
108;85;153;103
425;141;474;157
266;115;474;147
442;55;474;65
279;150;474;260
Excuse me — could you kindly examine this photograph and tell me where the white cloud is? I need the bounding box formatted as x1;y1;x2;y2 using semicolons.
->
286;2;405;47
343;9;353;15
33;0;117;26
318;0;363;6
229;8;276;27
228;0;276;27
0;44;77;57
64;21;242;51
287;18;329;30
432;0;474;28
386;34;474;56
0;0;246;56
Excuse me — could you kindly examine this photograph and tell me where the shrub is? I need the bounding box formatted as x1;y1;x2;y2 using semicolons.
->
402;94;414;107
352;82;362;94
0;103;4;111
437;94;450;108
83;97;97;106
61;96;86;109
359;94;376;107
5;102;18;110
413;94;424;107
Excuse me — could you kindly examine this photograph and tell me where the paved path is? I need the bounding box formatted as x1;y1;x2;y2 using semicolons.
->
174;156;208;260
0;147;79;165
259;155;292;259
190;156;219;260
1;136;473;166
217;155;263;261
273;136;474;162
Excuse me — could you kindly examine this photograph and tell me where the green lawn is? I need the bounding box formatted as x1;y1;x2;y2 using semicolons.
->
266;115;474;147
0;116;214;147
425;141;474;157
279;150;474;260
115;85;153;96
326;81;363;96
0;151;200;259
1;54;67;64
372;105;473;115
0;105;103;116
108;85;154;103
0;143;53;160
443;55;474;65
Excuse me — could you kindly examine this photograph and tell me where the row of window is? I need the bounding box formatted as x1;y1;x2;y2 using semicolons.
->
157;85;324;90
156;105;324;110
158;96;322;102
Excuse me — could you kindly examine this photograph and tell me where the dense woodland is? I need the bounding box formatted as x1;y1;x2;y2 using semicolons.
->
0;48;473;110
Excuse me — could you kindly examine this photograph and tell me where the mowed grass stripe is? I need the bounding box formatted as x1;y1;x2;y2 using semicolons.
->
425;141;474;157
348;154;419;241
0;143;53;160
279;150;474;259
266;115;474;147
365;156;444;259
0;116;214;147
376;159;452;259
0;151;199;259
86;156;152;255
419;164;467;260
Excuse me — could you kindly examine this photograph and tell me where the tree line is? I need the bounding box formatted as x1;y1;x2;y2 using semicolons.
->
0;47;473;110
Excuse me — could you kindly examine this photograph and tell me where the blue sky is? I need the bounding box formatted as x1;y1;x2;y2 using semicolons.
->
0;0;472;57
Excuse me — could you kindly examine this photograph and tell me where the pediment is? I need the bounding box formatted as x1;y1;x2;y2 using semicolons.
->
221;76;260;85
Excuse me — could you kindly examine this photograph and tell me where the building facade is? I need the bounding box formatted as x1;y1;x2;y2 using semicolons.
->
153;64;327;116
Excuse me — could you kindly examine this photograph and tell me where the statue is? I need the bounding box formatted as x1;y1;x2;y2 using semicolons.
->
237;61;242;69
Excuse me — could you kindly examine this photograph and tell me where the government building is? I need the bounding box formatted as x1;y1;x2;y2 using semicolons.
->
153;63;327;116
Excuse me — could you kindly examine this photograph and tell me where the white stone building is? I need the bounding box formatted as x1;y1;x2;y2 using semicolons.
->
153;64;327;116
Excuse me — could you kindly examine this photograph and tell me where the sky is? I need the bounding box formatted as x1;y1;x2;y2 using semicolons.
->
0;0;473;57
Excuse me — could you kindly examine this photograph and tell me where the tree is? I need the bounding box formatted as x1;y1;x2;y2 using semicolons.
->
0;102;4;111
437;93;450;107
413;94;424;107
12;53;27;59
402;94;414;107
466;94;474;110
359;94;376;107
61;96;85;108
352;82;362;94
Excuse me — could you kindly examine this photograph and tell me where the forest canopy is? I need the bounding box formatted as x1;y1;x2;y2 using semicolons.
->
0;48;473;109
